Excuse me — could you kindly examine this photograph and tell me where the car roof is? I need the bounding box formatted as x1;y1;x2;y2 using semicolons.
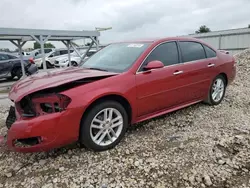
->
0;52;17;56
111;37;216;51
114;36;204;43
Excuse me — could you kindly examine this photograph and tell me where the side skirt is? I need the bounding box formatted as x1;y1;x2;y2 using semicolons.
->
135;100;202;124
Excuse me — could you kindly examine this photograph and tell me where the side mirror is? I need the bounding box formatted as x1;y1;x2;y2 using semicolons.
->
143;60;164;70
49;54;54;58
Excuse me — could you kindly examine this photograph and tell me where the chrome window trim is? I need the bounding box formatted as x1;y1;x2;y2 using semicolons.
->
136;40;218;75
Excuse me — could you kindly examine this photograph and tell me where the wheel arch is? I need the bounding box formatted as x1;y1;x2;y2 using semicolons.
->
11;64;21;70
46;60;51;65
71;61;78;66
11;65;21;74
218;72;228;86
81;94;133;125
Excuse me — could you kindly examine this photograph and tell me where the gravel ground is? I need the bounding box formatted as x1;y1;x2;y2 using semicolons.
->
0;50;250;188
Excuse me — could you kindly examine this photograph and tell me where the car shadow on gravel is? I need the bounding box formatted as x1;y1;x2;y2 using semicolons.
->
128;102;205;131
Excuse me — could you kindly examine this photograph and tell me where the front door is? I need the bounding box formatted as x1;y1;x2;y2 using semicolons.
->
136;41;188;117
0;53;11;78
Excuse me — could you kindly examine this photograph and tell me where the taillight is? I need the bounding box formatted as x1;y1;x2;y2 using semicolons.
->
32;94;71;116
29;57;35;64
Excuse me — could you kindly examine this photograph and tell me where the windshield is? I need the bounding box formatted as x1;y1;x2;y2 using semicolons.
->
80;43;151;73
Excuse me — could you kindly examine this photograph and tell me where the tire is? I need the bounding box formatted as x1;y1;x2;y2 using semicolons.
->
71;61;78;67
46;61;53;69
12;67;22;80
205;75;226;105
80;100;128;151
41;61;52;69
40;64;43;69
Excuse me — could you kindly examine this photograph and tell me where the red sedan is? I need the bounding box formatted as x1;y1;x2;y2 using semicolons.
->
5;37;236;152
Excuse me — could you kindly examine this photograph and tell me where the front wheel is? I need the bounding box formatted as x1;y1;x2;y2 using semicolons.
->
205;75;226;105
80;101;128;151
11;68;22;80
71;61;78;67
41;61;53;69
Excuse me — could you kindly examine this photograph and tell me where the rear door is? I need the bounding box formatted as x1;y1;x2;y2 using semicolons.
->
176;41;216;102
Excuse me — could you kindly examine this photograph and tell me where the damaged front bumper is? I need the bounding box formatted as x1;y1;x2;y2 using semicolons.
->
5;105;84;152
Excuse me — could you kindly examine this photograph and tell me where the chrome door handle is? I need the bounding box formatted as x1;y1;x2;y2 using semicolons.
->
173;70;183;75
207;63;215;67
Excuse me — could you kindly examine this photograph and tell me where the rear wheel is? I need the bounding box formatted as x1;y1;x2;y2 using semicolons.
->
205;75;226;105
80;101;128;151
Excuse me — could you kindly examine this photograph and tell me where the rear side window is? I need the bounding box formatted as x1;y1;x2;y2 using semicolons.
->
179;41;206;62
143;42;179;68
203;45;216;58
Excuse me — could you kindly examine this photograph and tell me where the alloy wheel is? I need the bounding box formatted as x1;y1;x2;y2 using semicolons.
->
212;78;225;102
72;62;78;67
90;108;124;146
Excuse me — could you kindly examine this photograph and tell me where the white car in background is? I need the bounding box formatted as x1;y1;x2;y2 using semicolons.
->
54;49;97;68
34;49;74;68
29;48;54;57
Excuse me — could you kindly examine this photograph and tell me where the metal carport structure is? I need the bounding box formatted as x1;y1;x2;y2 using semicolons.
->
0;27;100;77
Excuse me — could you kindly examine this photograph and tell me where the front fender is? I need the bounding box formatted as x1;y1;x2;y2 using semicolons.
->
61;74;137;122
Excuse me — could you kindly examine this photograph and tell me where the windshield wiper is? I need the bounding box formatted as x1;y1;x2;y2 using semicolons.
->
88;67;108;72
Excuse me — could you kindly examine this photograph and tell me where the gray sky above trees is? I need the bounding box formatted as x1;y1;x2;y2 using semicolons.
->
0;0;249;49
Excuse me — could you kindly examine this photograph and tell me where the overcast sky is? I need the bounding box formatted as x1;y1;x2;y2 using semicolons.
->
0;0;249;50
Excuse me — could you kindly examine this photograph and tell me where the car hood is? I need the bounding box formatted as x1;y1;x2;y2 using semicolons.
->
55;56;68;61
9;67;118;102
71;56;81;60
34;57;48;62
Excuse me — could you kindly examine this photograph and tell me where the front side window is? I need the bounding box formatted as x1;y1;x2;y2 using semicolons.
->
59;50;68;55
86;51;96;57
179;41;206;62
80;43;151;73
44;49;52;53
59;50;74;55
141;42;179;70
203;45;216;58
54;51;60;56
